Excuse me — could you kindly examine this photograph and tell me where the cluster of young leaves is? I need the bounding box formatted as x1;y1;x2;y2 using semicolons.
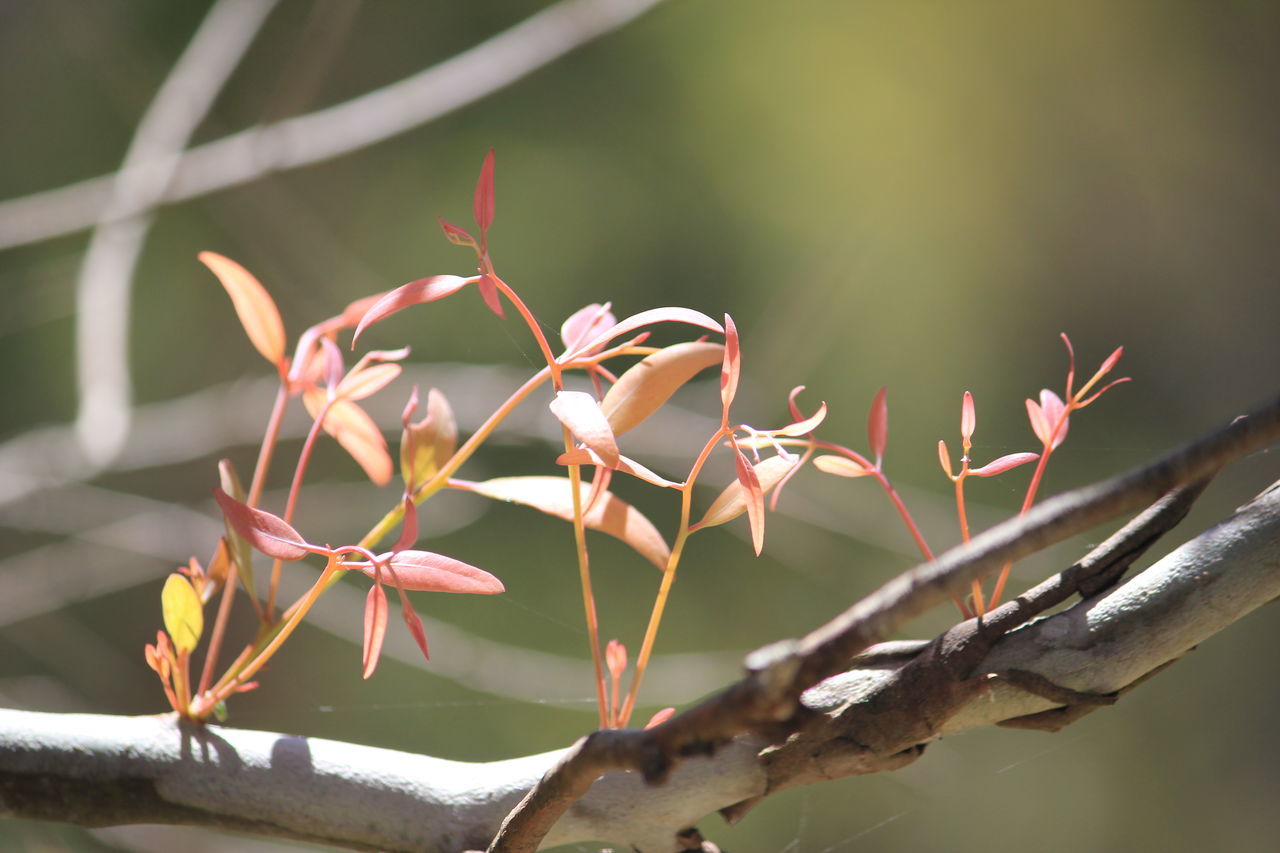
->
145;150;1128;728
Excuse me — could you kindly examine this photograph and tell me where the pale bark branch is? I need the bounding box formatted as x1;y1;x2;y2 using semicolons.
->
3;474;1278;851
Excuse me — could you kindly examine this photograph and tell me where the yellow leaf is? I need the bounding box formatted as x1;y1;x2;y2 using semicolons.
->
198;251;286;366
161;574;203;655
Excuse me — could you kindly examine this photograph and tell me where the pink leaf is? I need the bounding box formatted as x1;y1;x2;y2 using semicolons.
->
961;391;976;444
198;251;286;367
473;149;496;236
644;707;677;729
477;273;505;318
812;455;873;478
734;445;766;555
402;604;429;660
550;390;620;468
867;386;888;464
336;362;402;402
1039;389;1069;448
394;495;419;552
463;476;671;568
938;440;953;477
693;454;799;531
362;583;388;679
772;400;828;437
320;337;344;391
556;447;682;489
606;639;627;681
560;303;618;356
601;341;724;436
1025;398;1050;446
354;550;504;594
438;217;476;248
304;392;393;486
571;307;724;359
353;275;474;343
969;452;1041;477
720;314;741;414
212;488;310;561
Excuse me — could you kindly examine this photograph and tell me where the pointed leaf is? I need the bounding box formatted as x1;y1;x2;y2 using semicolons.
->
394;495;419;552
400;388;457;490
401;603;430;660
336;362;402;402
561;303;617;356
961;391;976;444
1026;398;1050;446
606;639;627;681
572;307;724;358
362;583;388;679
305;392;393;486
693;454;798;530
464;476;671;568
601;341;724;435
339;291;388;330
772;400;828;437
161;573;203;655
720;315;741;414
212;487;310;561
354;550;505;594
353;275;474;343
556;447;682;489
867;386;888;463
813;455;874;478
217;459;255;596
198;252;286;366
438;217;475;248
550;390;620;467
1039;389;1069;449
473;148;496;235
733;446;766;555
644;707;677;729
970;452;1041;477
938;440;953;477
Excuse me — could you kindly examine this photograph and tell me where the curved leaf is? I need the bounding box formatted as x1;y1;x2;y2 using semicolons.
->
601;341;724;435
572;307;724;359
305;392;393;486
813;455;873;478
362;583;388;679
212;488;310;561
556;447;682;489
198;251;285;366
550;390;620;468
336;362;402;402
560;302;617;356
693;454;798;531
353;275;474;343
463;475;670;569
970;452;1041;477
354;550;505;594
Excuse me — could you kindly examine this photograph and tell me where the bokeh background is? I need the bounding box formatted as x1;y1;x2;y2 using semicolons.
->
2;1;1279;850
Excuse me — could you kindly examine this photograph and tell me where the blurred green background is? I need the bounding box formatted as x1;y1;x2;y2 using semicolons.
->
2;1;1279;851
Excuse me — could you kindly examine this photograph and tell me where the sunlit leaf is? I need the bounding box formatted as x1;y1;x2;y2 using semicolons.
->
601;341;724;435
402;603;429;660
438;217;475;248
400;387;457;490
734;445;766;555
477;273;505;317
720;315;741;414
693;454;798;531
353;275;474;343
550;390;620;468
362;582;388;679
772;400;828;437
556;447;682;489
336;362;402;402
161;573;203;655
813;455;873;478
339;291;388;330
352;550;505;594
463;475;671;568
394;495;419;552
572;307;724;358
867;386;888;463
198;251;286;366
305;391;393;486
961;391;976;444
560;302;617;356
212;488;311;561
969;452;1041;477
473;148;496;235
937;440;954;477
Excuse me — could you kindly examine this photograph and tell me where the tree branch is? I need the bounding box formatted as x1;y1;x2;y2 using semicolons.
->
2;417;1278;851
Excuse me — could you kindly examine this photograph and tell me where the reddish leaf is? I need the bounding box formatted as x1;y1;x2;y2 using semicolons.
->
473;148;496;236
394;495;419;552
560;303;617;356
961;391;976;445
556;447;682;489
733;446;766;555
340;291;388;330
867;386;888;464
644;707;677;729
438;217;476;248
813;455;873;478
212;488;310;561
1096;346;1124;379
198;251;286;366
463;475;671;568
336;362;402;402
719;315;741;414
320;337;345;391
693;454;798;531
606;638;627;681
217;459;255;595
573;307;724;358
969;452;1041;477
601;341;724;435
304;392;393;486
938;440;954;477
362;583;388;679
352;550;504;594
1025;398;1049;446
477;273;505;318
353;275;474;343
1032;389;1069;449
772;400;828;437
402;604;429;660
550;390;620;468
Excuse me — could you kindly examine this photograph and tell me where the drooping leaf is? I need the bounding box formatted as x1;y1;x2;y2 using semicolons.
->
772;400;828;437
572;307;724;358
560;303;617;356
476;273;505;317
463;475;671;568
812;455;874;478
601;341;724;436
550;390;620;468
198;251;286;366
693;454;799;531
161;573;203;655
473;148;496;236
304;391;393;486
401;602;429;660
556;447;682;489
867;386;888;464
212;488;310;561
969;452;1041;477
353;275;474;343
339;291;388;330
362;582;388;679
720;315;741;414
352;550;505;594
